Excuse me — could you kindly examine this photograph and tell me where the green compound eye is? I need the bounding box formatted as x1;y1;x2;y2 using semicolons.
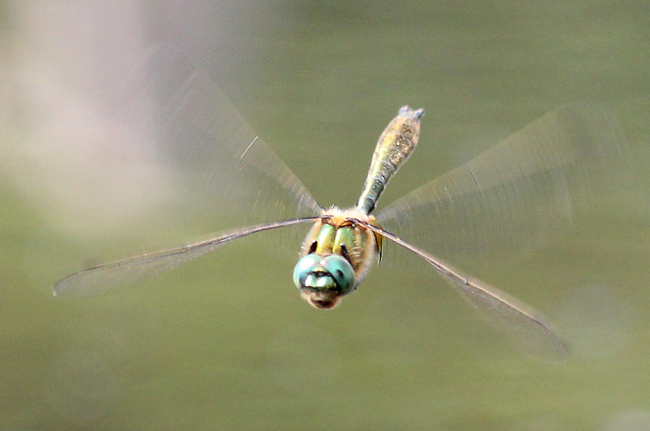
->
293;254;355;295
293;254;321;288
320;254;355;294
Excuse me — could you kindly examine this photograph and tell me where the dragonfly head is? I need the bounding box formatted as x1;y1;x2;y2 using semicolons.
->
293;253;355;309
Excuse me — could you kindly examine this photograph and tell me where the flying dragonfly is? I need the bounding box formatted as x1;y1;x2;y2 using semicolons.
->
54;47;627;363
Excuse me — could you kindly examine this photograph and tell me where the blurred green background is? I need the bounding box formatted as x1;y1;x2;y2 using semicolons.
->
2;1;650;430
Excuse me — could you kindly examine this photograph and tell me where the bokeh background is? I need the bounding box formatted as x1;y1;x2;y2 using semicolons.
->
2;1;650;430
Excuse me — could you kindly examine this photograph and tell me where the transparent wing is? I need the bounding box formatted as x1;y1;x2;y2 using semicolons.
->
359;222;569;362
131;44;321;226
54;218;318;296
376;103;627;259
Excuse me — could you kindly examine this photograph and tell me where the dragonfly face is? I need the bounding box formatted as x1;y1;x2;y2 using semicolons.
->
293;207;382;309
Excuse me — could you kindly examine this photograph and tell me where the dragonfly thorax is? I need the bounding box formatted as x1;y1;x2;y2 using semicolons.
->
293;207;382;309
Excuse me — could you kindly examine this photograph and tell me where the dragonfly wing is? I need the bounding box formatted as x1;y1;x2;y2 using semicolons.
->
359;222;569;362
436;270;569;363
54;218;317;297
131;45;321;226
376;102;628;258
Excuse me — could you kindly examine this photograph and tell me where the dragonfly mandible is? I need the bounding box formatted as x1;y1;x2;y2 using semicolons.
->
54;46;627;363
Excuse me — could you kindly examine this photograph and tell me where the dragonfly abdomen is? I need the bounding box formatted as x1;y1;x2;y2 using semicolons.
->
357;106;424;214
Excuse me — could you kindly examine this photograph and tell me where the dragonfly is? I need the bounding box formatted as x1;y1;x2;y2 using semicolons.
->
54;46;627;363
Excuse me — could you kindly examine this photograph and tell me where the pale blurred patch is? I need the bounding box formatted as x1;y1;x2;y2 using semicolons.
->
558;284;637;358
3;2;179;240
605;409;650;431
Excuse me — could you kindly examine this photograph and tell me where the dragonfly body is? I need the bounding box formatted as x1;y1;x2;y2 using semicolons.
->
54;47;628;362
295;107;423;309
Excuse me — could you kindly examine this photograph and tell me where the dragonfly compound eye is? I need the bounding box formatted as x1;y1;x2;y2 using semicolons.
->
293;254;355;296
